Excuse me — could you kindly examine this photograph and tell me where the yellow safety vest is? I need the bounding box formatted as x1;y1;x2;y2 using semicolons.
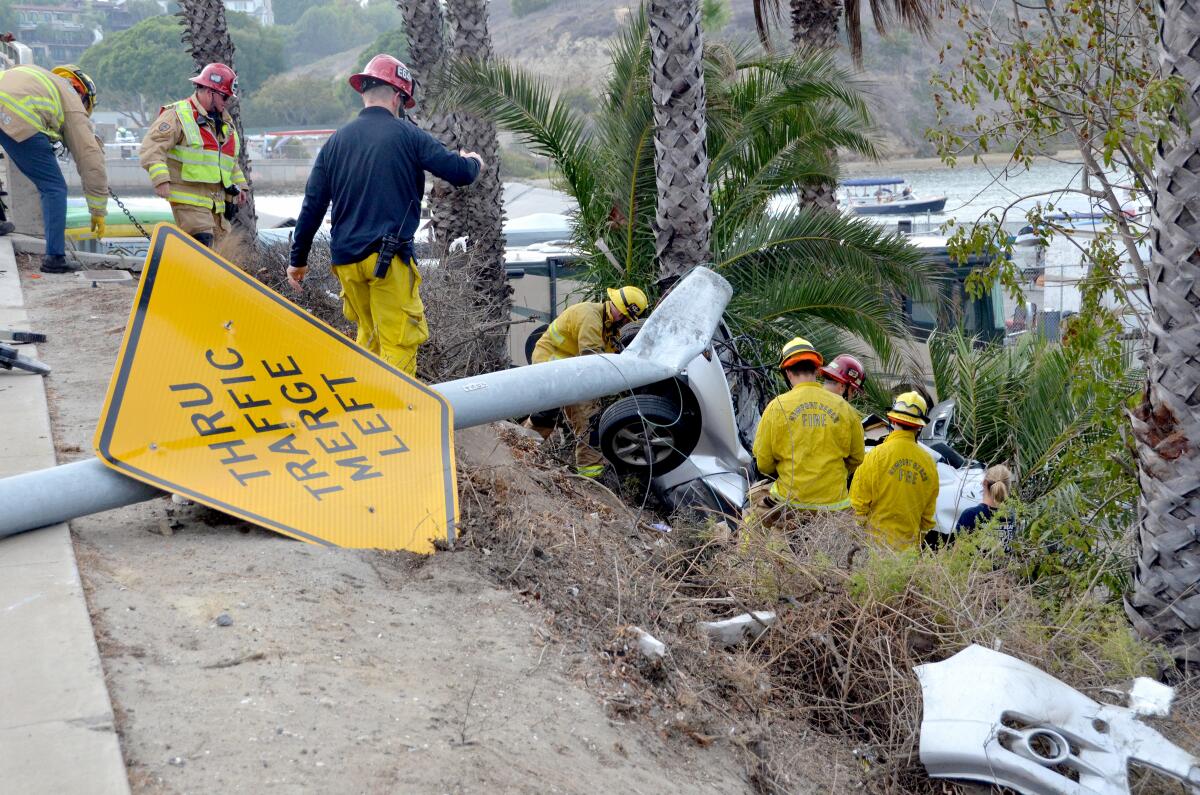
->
165;99;241;191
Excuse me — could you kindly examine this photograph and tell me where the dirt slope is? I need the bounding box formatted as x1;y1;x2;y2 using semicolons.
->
20;260;749;794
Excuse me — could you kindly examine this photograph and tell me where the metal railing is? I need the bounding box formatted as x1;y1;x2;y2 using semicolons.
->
0;39;34;68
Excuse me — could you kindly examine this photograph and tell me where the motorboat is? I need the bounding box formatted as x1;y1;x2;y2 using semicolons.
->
840;177;946;215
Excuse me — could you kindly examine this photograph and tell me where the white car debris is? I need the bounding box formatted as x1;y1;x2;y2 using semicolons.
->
916;644;1200;794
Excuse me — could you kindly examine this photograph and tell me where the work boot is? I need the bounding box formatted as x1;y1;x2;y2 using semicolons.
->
193;232;214;249
40;254;79;274
0;221;13;236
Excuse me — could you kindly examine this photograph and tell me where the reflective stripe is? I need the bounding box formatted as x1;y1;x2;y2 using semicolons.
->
768;481;851;511
168;188;223;210
0;90;51;136
17;67;63;130
0;65;66;140
168;148;211;164
84;193;107;213
575;465;604;478
147;163;169;180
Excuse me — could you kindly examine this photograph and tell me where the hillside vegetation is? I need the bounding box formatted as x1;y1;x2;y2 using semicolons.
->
487;0;967;157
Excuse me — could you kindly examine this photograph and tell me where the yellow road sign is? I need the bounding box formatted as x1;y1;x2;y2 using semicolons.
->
94;224;456;552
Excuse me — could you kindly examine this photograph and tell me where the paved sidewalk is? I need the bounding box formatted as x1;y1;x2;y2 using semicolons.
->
0;238;129;794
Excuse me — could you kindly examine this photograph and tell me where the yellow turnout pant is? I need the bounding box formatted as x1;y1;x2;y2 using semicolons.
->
525;399;605;476
746;480;847;537
334;253;428;376
564;400;605;476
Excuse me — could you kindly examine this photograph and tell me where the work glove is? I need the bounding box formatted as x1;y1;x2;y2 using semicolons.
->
90;214;106;239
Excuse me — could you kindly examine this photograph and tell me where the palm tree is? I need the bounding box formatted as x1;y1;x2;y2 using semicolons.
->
752;0;935;210
647;0;713;282
752;0;934;64
445;0;510;369
442;10;943;363
176;0;256;237
1127;0;1200;664
398;0;464;251
398;0;510;371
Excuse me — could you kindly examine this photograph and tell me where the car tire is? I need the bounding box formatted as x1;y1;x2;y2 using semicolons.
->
598;394;699;476
525;323;549;365
662;479;742;522
618;319;644;350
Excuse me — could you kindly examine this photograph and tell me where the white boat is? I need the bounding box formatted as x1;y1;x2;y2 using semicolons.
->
839;177;947;215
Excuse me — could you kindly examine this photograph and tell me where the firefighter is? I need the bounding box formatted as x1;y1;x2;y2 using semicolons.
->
849;391;939;550
0;64;107;273
286;54;483;375
820;353;866;402
750;337;865;524
140;63;249;249
528;286;649;477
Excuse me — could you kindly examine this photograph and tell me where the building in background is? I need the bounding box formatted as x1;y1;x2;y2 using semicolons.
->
13;2;99;65
90;0;150;33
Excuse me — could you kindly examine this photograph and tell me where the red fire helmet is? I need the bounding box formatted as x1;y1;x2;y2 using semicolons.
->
189;63;238;97
348;54;416;109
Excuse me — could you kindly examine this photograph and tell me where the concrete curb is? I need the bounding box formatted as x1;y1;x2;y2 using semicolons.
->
9;234;144;271
0;239;130;794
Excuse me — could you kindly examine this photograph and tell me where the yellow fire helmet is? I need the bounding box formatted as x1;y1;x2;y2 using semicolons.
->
52;64;97;115
887;390;930;428
606;285;649;321
778;336;823;370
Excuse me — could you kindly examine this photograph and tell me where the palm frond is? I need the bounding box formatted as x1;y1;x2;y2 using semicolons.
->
602;6;652;121
752;0;935;66
708;50;879;202
751;0;784;50
441;57;597;211
712;207;944;304
726;262;922;360
929;330;1080;474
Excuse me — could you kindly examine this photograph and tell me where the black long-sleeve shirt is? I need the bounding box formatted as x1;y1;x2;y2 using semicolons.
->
289;106;480;267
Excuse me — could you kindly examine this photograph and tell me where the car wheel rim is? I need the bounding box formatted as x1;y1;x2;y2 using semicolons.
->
611;424;675;466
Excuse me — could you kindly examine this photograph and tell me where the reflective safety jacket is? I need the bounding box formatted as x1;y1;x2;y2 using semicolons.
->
0;65;108;216
850;428;939;549
753;381;865;510
140;95;247;211
531;301;616;362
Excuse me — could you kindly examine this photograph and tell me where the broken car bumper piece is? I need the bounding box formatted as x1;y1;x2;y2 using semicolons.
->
916;644;1200;794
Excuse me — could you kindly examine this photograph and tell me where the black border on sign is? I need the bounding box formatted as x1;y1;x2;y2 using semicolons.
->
96;225;456;546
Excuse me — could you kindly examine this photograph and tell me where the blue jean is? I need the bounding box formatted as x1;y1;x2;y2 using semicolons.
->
0;130;66;256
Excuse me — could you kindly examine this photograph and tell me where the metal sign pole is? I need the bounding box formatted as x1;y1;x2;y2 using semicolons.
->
0;267;730;540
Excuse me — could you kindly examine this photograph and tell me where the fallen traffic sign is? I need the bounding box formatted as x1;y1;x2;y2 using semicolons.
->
94;224;457;552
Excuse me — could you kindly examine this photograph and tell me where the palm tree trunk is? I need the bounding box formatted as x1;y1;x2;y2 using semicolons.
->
399;0;464;253
790;0;841;49
445;0;511;370
648;0;713;283
176;0;257;238
789;0;841;211
1126;0;1200;664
